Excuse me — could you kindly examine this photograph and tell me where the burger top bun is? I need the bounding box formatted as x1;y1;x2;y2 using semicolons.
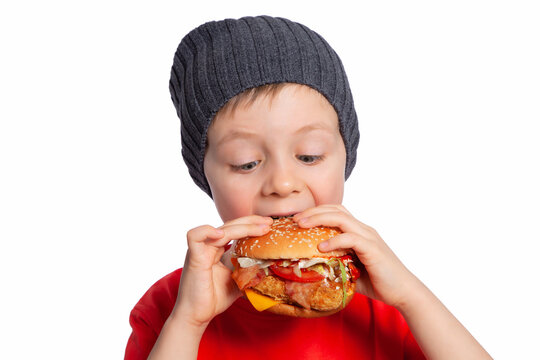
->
234;216;350;259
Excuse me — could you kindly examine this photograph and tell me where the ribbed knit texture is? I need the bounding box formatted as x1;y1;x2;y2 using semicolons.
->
170;15;360;198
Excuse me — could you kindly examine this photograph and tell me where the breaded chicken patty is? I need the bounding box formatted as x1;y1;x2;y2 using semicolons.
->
253;276;289;301
253;276;344;311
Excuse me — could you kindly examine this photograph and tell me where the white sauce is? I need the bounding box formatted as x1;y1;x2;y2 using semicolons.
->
236;257;331;268
237;257;273;268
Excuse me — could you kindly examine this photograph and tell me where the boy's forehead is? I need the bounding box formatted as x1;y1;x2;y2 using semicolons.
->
209;84;339;142
215;122;337;147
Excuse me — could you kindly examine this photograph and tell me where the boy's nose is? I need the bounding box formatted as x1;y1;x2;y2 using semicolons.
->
261;163;302;197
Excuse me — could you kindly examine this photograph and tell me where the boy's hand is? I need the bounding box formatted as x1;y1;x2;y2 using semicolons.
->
293;205;418;309
171;215;273;330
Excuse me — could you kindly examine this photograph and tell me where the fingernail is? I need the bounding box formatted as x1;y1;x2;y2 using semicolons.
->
215;229;225;236
319;241;329;250
259;224;270;230
297;218;308;225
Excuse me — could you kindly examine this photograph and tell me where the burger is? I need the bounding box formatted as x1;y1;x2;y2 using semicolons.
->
231;216;360;318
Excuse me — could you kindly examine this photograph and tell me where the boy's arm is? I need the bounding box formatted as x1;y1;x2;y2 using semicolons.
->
398;278;491;360
293;206;492;360
148;313;206;360
147;216;273;360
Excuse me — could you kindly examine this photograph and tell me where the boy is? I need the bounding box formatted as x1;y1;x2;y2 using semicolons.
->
125;16;491;359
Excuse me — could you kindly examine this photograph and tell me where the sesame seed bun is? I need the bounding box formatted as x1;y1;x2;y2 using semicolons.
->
234;216;349;259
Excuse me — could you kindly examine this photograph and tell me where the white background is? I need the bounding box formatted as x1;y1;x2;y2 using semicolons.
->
1;0;539;359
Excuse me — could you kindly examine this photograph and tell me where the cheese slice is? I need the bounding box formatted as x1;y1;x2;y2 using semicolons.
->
245;289;281;311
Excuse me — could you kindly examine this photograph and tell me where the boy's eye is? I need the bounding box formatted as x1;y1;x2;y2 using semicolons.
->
231;160;260;172
231;156;322;172
297;155;323;164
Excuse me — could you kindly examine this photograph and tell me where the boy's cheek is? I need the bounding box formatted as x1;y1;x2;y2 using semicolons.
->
308;166;345;203
212;184;256;220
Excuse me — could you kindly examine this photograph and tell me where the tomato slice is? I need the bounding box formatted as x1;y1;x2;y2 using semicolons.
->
348;263;360;280
269;264;325;283
339;255;360;280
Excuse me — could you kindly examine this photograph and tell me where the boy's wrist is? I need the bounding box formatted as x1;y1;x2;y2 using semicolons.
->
148;308;208;359
396;277;434;315
393;273;433;315
169;307;210;336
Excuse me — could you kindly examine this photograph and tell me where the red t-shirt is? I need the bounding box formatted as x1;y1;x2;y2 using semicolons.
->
125;268;425;359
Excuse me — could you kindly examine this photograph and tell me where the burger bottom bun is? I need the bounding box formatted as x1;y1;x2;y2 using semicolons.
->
262;282;356;318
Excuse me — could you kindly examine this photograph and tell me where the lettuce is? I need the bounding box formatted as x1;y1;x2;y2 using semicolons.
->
309;264;330;278
338;259;348;307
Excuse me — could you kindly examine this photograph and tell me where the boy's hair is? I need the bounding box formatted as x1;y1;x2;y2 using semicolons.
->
169;15;359;198
214;83;289;120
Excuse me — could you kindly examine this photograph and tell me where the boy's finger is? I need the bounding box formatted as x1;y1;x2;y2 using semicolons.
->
187;215;272;244
208;223;271;246
214;246;226;263
317;232;372;257
187;226;229;253
296;211;373;236
293;209;340;221
292;206;326;220
221;215;273;227
187;225;225;244
293;204;350;222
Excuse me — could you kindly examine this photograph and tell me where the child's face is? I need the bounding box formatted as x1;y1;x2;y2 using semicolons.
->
204;84;347;222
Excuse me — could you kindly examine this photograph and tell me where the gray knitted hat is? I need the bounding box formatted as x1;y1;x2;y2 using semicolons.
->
170;15;359;198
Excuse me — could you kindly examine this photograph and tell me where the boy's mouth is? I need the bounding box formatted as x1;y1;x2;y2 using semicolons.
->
268;212;298;219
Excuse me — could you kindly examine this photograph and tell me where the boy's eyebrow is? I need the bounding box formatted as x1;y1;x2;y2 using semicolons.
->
294;123;334;135
216;130;259;146
217;123;334;146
